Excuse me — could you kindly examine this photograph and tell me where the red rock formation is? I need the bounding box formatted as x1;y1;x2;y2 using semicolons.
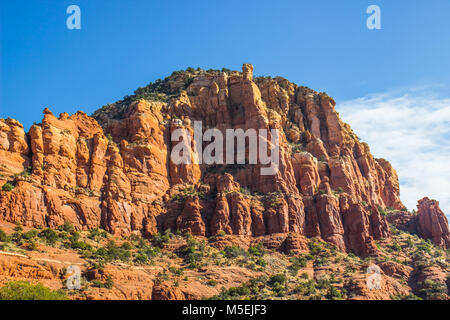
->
152;285;186;300
416;197;450;249
1;63;439;257
386;210;417;234
0;118;30;178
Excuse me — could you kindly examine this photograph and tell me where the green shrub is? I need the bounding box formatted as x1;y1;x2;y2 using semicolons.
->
308;239;328;256
129;245;159;265
268;274;287;287
141;246;160;258
60;221;74;233
89;241;132;262
171;186;205;201
152;230;172;248
377;205;388;217
154;272;169;285
88;228;108;240
223;245;246;259
217;230;226;237
248;243;265;257
13;167;32;179
209;276;269;300
392;294;423;300
70;241;88;251
289;256;308;274
91;276;113;289
326;286;343;300
181;239;205;269
225;285;251;297
207;279;217;287
389;242;402;252
255;258;267;267
21;230;38;240
68;237;92;251
10;232;24;245
38;229;60;245
239;187;252;196
25;240;38;251
0;229;9;242
2;183;14;192
104;241;131;262
121;242;133;250
304;253;314;260
416;241;433;254
0;281;67;300
134;253;149;264
316;277;331;290
168;266;184;276
103;276;114;289
293;279;316;295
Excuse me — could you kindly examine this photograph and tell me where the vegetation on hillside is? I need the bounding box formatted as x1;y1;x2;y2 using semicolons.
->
0;221;448;300
0;281;67;300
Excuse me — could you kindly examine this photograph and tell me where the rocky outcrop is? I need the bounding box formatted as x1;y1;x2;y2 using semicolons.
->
152;285;186;300
379;261;413;279
0;64;443;257
387;197;450;250
416;198;450;249
386;210;417;234
0;118;30;178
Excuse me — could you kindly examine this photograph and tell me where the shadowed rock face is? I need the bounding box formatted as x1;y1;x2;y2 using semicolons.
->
0;64;442;257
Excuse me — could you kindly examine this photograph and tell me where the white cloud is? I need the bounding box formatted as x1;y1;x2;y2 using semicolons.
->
336;89;450;220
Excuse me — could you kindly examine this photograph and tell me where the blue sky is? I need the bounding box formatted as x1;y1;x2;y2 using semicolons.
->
339;89;450;218
1;0;450;215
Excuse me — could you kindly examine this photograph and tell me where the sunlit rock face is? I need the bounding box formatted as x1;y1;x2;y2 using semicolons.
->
416;197;450;249
2;63;431;257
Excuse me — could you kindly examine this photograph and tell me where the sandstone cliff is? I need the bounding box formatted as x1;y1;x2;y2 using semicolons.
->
0;64;448;257
388;197;450;249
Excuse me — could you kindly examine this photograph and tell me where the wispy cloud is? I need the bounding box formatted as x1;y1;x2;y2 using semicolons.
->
337;89;450;220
